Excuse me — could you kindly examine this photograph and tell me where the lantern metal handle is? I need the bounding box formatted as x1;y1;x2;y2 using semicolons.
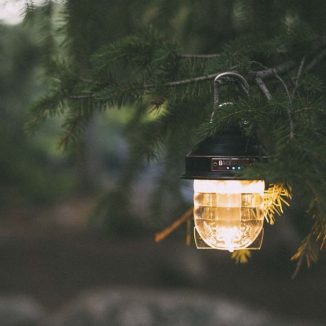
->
210;71;249;123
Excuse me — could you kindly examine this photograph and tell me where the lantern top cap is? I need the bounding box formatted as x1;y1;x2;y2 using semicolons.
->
182;72;265;180
182;126;265;180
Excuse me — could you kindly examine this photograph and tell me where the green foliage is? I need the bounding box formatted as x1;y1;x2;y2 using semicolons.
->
0;22;77;206
27;0;326;270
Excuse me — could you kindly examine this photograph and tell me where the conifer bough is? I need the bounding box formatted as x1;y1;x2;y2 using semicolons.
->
26;2;326;275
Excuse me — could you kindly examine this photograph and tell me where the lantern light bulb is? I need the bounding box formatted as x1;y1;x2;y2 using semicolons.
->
193;180;265;251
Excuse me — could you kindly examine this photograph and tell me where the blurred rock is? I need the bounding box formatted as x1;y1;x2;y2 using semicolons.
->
0;295;45;326
154;245;209;286
44;287;321;326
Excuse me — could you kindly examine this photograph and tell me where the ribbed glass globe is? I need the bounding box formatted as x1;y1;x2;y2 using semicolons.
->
194;180;265;252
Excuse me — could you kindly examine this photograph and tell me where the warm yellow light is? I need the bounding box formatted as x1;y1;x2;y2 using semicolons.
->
194;180;265;252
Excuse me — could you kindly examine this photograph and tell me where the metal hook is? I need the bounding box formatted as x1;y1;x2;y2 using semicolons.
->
210;71;250;123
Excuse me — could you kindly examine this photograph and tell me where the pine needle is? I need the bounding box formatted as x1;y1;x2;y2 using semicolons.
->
264;184;292;224
231;250;252;264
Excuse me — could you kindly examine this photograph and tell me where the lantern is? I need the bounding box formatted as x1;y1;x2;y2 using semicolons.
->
182;72;265;252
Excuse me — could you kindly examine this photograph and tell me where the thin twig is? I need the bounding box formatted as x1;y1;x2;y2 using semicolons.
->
291;231;318;279
252;60;295;138
251;60;292;100
185;218;192;246
71;73;220;99
292;56;306;97
274;73;295;139
179;53;220;59
144;73;219;89
275;73;292;103
255;77;272;100
69;94;96;99
154;207;193;243
305;48;326;72
79;77;102;85
291;249;305;279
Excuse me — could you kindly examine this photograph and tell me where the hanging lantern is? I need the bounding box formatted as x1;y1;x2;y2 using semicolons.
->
182;72;266;252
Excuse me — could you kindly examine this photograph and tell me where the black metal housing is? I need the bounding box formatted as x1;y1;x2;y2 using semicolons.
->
182;126;265;180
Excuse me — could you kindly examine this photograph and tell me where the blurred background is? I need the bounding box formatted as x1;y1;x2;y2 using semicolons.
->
0;0;325;325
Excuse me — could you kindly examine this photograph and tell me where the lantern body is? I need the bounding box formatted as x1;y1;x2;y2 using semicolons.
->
193;180;264;252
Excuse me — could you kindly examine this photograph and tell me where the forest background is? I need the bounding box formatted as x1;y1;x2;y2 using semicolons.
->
0;1;325;325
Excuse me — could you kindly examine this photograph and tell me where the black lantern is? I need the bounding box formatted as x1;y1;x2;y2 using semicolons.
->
183;72;265;252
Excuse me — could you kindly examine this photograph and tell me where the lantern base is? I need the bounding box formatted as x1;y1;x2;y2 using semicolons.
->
193;227;264;251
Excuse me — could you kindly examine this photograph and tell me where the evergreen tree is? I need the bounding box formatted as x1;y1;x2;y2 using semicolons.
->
0;18;77;205
26;0;326;272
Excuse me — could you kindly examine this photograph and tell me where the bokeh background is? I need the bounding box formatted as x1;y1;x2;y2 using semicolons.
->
0;0;325;325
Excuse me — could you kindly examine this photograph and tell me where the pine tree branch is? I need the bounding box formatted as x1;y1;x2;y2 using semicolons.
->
145;60;301;90
69;48;326;101
154;207;193;242
149;47;326;88
291;234;318;279
254;61;296;79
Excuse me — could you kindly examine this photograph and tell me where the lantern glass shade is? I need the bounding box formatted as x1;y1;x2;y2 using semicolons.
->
193;180;265;252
